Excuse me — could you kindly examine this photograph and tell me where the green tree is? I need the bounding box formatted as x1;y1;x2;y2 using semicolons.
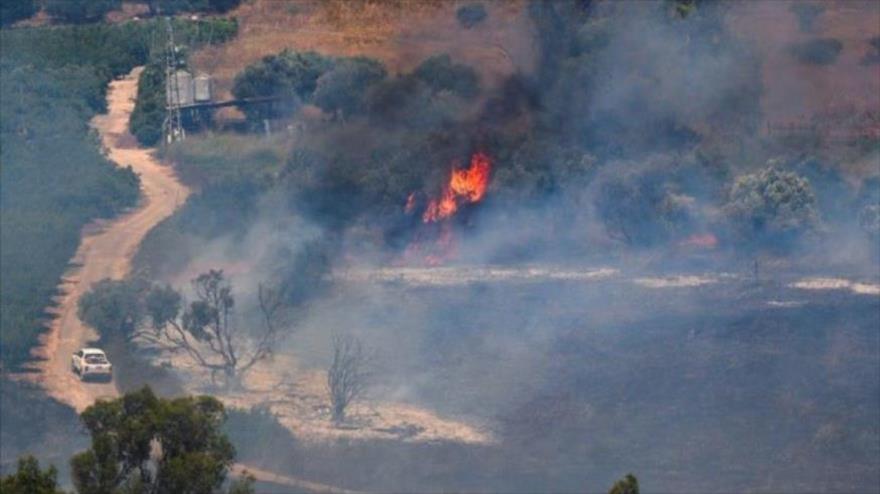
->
724;166;819;246
231;50;335;122
70;386;252;494
312;57;387;120
0;456;63;494
608;473;639;494
129;63;166;146
77;278;148;341
412;54;480;99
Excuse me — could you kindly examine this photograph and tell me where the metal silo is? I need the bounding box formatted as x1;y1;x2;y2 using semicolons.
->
166;69;194;107
193;73;213;102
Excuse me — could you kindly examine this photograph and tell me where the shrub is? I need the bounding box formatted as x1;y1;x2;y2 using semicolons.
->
456;3;487;29
232;50;335;122
412;54;480;98
313;57;387;118
724;166;819;247
130;63;166;146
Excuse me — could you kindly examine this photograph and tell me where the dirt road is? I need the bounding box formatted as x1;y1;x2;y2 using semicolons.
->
31;67;190;412
28;67;362;493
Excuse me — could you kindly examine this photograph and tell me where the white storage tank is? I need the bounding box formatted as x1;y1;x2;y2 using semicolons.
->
166;69;194;107
193;73;213;102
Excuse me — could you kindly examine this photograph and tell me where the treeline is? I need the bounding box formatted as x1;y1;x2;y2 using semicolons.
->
0;18;237;368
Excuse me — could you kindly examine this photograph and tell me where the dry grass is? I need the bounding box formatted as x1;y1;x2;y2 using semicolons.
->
191;0;536;103
726;0;880;124
146;348;493;445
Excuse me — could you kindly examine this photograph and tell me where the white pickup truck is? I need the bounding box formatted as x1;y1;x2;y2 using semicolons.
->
71;348;113;381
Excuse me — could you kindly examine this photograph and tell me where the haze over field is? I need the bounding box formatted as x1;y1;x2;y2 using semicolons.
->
1;1;878;493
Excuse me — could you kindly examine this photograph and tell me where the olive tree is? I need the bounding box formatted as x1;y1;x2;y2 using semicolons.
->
313;57;387;120
724;166;819;247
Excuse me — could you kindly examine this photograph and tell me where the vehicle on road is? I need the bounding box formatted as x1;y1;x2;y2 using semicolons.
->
71;348;112;382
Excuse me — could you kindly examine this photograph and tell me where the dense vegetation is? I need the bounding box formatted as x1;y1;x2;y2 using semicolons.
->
0;18;237;368
2;387;254;494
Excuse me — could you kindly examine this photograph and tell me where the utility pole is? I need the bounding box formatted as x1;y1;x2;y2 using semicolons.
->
164;17;185;144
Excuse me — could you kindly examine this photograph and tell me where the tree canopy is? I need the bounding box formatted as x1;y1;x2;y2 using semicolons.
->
70;386;252;494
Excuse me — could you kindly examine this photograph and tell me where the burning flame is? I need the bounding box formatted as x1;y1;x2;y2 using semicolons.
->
422;152;491;223
403;152;492;265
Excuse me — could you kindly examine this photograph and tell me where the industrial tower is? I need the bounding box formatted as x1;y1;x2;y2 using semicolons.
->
164;17;185;144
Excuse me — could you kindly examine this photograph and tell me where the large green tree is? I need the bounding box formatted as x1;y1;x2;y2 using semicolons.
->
724;166;819;247
313;57;386;120
70;386;253;494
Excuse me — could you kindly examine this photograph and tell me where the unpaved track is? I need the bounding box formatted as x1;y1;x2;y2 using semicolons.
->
29;67;358;493
29;67;189;412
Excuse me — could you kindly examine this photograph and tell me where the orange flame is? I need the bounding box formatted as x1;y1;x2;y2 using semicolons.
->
402;152;492;265
422;152;491;223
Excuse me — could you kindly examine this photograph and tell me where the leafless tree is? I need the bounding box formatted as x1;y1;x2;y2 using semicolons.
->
137;269;287;388
327;334;369;424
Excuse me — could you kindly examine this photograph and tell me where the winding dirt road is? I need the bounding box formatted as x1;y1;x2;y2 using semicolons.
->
31;67;190;412
29;67;359;493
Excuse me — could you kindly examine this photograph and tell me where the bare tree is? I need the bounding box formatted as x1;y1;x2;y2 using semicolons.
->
137;269;287;388
327;335;369;424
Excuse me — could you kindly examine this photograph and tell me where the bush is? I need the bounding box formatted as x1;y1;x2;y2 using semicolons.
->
789;38;843;65
412;54;480;98
232;50;335;122
130;63;166;146
313;57;387;118
456;3;487;29
594;169;693;247
724;166;819;247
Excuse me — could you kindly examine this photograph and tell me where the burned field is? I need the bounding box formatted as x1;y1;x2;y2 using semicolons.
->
261;270;880;493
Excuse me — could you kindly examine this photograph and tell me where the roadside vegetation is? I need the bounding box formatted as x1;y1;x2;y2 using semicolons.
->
0;17;237;369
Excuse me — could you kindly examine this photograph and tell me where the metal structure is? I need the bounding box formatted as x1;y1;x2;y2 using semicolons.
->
163;17;185;144
194;73;213;102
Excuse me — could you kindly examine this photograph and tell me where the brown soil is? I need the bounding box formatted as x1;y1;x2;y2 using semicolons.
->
191;0;535;119
727;1;880;124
